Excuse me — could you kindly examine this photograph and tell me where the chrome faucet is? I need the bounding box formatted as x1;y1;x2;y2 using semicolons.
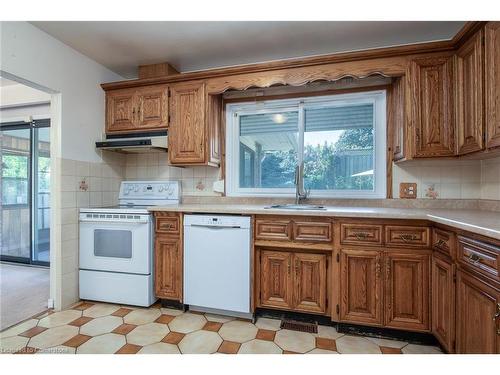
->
295;162;310;204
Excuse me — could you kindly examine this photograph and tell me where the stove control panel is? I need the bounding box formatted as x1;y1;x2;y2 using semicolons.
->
119;180;181;204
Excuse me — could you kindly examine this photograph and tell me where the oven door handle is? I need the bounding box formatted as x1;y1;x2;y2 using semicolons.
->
79;218;149;224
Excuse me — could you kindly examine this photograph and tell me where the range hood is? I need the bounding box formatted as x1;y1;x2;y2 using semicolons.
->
96;131;168;153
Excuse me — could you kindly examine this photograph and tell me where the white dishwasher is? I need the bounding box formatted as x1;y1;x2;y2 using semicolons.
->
183;214;252;319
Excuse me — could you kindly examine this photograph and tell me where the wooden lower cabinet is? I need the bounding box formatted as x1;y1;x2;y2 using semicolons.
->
260;250;294;310
154;234;182;300
258;249;328;314
431;255;455;352
384;251;430;332
456;270;500;353
340;249;383;326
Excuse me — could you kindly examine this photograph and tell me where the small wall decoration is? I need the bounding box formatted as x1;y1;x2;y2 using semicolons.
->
79;178;89;192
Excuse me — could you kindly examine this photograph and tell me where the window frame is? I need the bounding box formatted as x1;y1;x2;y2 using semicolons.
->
225;90;387;198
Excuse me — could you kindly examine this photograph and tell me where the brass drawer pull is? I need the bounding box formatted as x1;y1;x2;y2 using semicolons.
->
400;234;417;242
354;232;368;240
467;253;481;264
435;239;446;248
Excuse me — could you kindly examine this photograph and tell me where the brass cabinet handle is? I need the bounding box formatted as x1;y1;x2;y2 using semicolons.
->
287;259;291;275
354;232;368;240
376;257;381;279
435;239;446;248
494;303;500;321
295;259;299;276
468;253;481;264
385;258;391;280
400;234;417;242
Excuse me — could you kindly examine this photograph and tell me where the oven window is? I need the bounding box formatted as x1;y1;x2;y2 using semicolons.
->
94;229;132;258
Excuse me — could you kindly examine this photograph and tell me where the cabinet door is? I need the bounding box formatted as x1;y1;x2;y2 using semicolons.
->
106;88;137;133
409;56;455;157
169;81;206;164
385;252;430;331
206;94;222;165
260;250;293;310
431;255;455;352
293;252;327;314
456;30;484;155
390;77;406;161
486;22;500;149
456;270;500;353
340;249;383;326
136;84;169;130
154;235;181;300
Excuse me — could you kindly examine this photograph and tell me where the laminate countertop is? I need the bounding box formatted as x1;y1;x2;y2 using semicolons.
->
148;204;500;241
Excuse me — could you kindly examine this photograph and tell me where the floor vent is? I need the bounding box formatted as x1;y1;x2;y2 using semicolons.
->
280;319;318;333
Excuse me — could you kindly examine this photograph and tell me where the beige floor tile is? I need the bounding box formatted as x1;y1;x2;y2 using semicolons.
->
255;317;281;331
366;337;408;349
126;322;170;346
274;329;316;353
238;339;282;354
335;335;382;354
160;308;184;316
0;335;29;353
80;316;123;336
168;312;206;334
76;333;126;354
0;319;38;339
82;303;120;318
29;325;79;350
308;348;339;354
315;325;344;340
36;345;76;354
218;320;258;343
178;330;222;354
138;342;180;354
401;344;442;354
38;310;82;328
123;308;161;325
204;313;236;323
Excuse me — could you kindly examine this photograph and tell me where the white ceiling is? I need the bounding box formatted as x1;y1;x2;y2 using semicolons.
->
31;21;465;79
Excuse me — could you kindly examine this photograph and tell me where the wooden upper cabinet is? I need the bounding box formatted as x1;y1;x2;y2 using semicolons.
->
340;249;383;326
105;84;169;134
485;22;500;149
384;251;430;332
106;88;137;133
135;84;169;129
168;80;221;166
409;56;455;157
456;270;500;354
431;255;455;353
293;252;327;314
456;30;485;155
259;250;294;310
390;77;406;161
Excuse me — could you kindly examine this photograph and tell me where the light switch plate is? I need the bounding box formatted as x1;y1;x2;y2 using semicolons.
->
399;182;417;199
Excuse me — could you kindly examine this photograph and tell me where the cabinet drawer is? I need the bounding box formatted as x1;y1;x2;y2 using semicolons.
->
155;216;180;234
432;228;456;258
385;226;430;248
255;219;292;241
340;223;383;246
457;236;499;281
293;221;332;243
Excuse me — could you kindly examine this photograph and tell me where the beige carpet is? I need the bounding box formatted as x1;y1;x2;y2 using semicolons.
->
0;263;49;330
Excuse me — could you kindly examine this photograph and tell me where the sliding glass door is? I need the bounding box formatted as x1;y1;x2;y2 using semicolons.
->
0;120;50;266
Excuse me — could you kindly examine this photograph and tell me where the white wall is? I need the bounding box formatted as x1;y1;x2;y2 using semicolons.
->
1;21;123;310
0;21;122;163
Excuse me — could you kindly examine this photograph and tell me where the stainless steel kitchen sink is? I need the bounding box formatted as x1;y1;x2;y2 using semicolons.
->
264;204;327;210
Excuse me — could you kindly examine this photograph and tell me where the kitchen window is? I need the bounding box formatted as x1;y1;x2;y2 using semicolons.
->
225;91;386;198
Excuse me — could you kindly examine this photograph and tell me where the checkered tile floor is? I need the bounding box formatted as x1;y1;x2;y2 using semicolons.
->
0;302;442;354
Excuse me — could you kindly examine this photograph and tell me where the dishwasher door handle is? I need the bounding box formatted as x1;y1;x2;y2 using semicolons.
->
189;224;242;230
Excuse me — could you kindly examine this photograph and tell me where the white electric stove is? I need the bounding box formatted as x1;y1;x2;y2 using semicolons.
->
79;180;180;307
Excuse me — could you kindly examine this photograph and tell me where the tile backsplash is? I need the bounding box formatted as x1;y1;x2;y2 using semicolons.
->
124;153;221;196
393;156;500;200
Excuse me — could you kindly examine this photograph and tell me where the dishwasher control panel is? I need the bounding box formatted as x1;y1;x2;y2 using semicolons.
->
183;214;251;229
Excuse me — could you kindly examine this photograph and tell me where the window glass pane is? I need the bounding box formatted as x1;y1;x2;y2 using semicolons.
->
304;104;374;190
239;111;298;189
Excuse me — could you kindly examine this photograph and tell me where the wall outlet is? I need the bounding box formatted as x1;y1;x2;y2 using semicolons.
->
399;182;417;199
